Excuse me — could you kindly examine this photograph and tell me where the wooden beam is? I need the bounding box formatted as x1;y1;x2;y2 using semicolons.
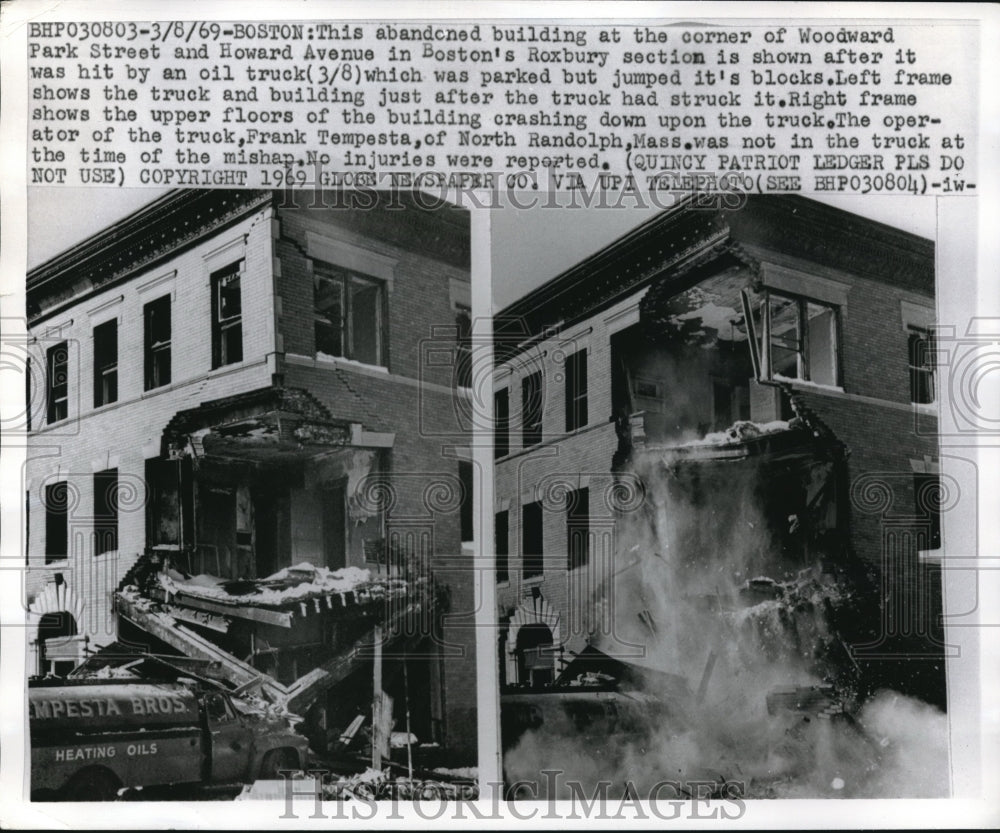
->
168;592;293;628
281;602;423;713
115;592;289;702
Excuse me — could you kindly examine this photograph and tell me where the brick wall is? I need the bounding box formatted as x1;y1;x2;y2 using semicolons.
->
25;206;276;655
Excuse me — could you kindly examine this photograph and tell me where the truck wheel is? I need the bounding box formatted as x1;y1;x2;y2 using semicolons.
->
259;748;298;779
63;768;121;801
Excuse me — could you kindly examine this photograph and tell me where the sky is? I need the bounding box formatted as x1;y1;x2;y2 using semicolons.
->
490;193;938;309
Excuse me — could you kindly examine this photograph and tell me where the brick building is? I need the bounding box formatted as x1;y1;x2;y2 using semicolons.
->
493;195;945;709
24;189;477;761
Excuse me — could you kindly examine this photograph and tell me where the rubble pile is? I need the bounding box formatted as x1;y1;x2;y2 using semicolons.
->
319;766;478;800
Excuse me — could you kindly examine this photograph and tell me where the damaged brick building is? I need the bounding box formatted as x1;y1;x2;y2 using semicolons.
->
493;195;945;712
24;189;477;763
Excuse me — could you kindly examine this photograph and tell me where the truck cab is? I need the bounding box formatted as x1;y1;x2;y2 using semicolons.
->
30;679;308;800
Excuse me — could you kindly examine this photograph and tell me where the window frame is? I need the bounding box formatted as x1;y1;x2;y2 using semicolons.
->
93;468;119;556
907;325;936;405
494;388;510;459
564;348;588;432
211;261;244;369
92;319;118;408
144;294;172;391
454;303;472;389
522;371;543;448
495;509;509;584
522;500;544;580
566;486;590;571
313;261;387;367
759;289;841;387
44;481;68;564
46;341;68;424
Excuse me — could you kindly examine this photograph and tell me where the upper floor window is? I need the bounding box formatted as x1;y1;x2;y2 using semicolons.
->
211;262;243;369
522;371;543;448
565;348;588;432
522;500;544;579
494;388;510;459
496;509;509;583
92;319;118;407
314;262;385;367
454;304;472;389
144;295;172;390
93;468;118;556
46;341;68;424
44;481;68;564
759;291;839;387
908;326;936;405
566;486;589;571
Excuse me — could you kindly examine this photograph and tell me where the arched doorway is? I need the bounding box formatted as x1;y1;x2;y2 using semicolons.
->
516;622;555;687
505;595;562;686
28;578;88;677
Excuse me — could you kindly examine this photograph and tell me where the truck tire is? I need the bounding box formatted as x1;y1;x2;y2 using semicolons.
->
62;767;121;801
259;748;299;779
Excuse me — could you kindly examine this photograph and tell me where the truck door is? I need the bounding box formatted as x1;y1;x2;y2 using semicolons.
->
203;692;251;784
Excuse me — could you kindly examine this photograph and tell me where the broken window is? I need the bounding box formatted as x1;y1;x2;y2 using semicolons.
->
46;341;68;424
93;468;118;556
211;261;244;368
496;509;509;583
494;388;510;459
93;320;118;407
564;348;588;432
144;294;171;391
567;486;589;571
908;327;936;405
44;481;68;563
522;500;544;579
145;458;193;549
756;291;839;386
314;262;385;366
522;371;543;448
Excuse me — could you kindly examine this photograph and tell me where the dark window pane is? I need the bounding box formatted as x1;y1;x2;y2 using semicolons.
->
496;509;509;583
522;500;544;579
46;342;69;423
494;388;509;459
94;468;118;556
522;372;543;448
45;481;68;563
350;277;382;366
565;349;588;432
567;487;589;571
144;295;171;390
